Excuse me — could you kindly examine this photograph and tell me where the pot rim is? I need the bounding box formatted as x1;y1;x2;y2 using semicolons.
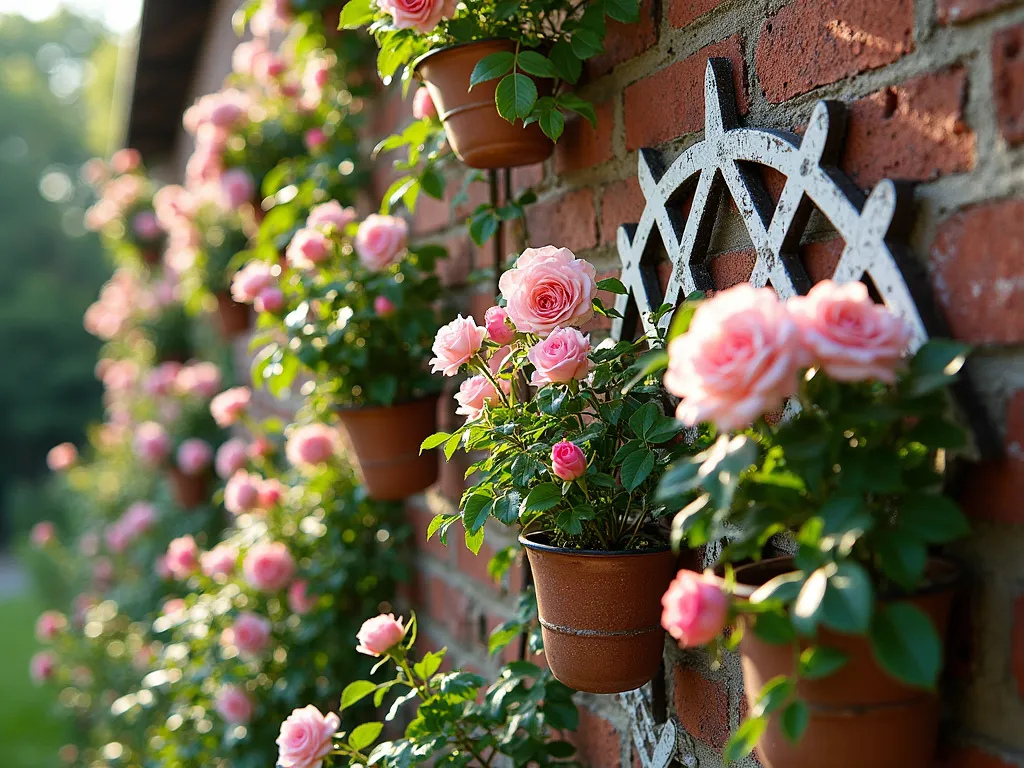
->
519;531;672;558
412;37;517;76
334;392;441;415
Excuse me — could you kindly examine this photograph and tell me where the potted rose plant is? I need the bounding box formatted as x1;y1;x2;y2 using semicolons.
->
83;151;166;267
420;245;694;694
656;282;970;767
340;0;639;168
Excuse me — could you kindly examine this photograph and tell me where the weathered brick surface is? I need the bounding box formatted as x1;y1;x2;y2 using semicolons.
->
600;176;647;244
527;189;598;252
937;0;1022;24
673;666;730;747
669;0;727;29
960;392;1024;525
756;0;915;103
555;100;615;175
709;248;756;289
587;2;658;77
993;24;1024;146
570;708;623;768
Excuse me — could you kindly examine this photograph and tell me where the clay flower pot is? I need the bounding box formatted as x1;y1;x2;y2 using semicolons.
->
735;557;960;768
214;292;251;338
335;396;440;501
520;533;677;694
414;40;555;170
168;468;210;510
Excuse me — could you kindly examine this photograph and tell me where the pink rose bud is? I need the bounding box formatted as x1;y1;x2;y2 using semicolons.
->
30;521;56;548
165;535;200;580
661;570;730;648
216;685;254;724
285;227;330;269
499;246;598;337
412;87;437;120
304;127;327;151
243;541;296;592
176;438;213;476
36;611;67;643
47;443;77;472
285;424;339;469
527;327;592;386
258;478;284;508
551;440;587;482
248;436;272;460
374;295;396;316
429;314;487;376
30;651;57;685
110;148;141;173
288;580;317;615
255;287;284;313
356;613;406;656
133;421;171;466
225;470;263;515
378;0;456;32
105;523;131;554
484;305;516;344
231;261;275;303
215;437;249;480
201;543;238;578
354;214;408;271
223;611;271;656
306;200;356;232
210;386;251;427
276;705;340;768
454;375;500;421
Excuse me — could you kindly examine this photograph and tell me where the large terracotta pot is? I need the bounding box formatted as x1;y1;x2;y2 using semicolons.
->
168;468;210;510
735;557;960;768
335;396;439;501
520;533;676;694
215;292;251;338
414;40;555;170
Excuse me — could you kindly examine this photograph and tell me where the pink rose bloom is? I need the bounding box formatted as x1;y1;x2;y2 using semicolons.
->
177;438;213;476
165;535;199;580
304;128;327;151
664;285;802;432
131;211;162;241
378;0;456;33
551;440;587;482
303;57;331;93
306;200;355;232
788;280;912;384
231;261;275;303
276;705;340;768
243;541;296;592
31;521;55;548
92;557;114;585
224;612;271;656
429;314;487;376
201;543;238;578
105;523;131;554
286;227;330;269
255;50;287;82
162;598;186;618
484;306;516;345
356;613;406;657
232;38;268;76
374;296;396;316
499;246;598;336
82;157;108;185
122;501;157;537
249;437;272;460
30;651;57;685
218;168;256;211
258;478;285;508
661;570;730;647
527;327;592;386
36;611;67;643
47;442;77;472
256;287;284;313
210;386;251;427
285;424;339;468
454;375;500;421
225;470;263;515
412;87;437;119
288;580;317;615
133;421;171;466
354;214;408;271
145;361;183;396
110;148;141;173
216;437;249;480
216;685;254;724
176;361;222;399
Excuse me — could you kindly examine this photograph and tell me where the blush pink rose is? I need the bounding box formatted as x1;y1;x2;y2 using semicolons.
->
165;535;199;580
176;438;213;476
412;87;437;119
219;168;256;211
255;287;284;313
285;424;339;468
354;214;408;271
36;611;67;643
31;521;56;548
356;614;406;656
454;375;500;421
286;227;331;269
201;543;238;578
551;440;587;482
288;580;317;615
527;327;592;386
105;523;131;554
224;612;271;656
378;0;456;32
304;128;327;151
134;421;171;466
176;361;222;398
243;541;296;592
225;470;262;515
216;437;249;479
664;285;802;432
111;148;141;174
498;246;598;336
484;305;516;345
30;651;57;685
210;386;251;427
258;478;285;508
131;211;162;241
121;501;157;538
374;295;396;316
145;361;182;396
430;315;487;376
661;570;730;648
306;200;355;232
276;705;340;768
216;685;254;724
788;280;913;384
47;442;77;472
231;261;275;303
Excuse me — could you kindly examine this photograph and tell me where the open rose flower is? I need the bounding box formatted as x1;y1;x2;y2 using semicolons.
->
211;386;251;427
661;570;730;648
243;541;296;592
356;613;406;656
454;375;501;421
225;470;263;515
286;227;330;269
47;443;77;472
216;685;254;724
201;544;238;578
176;361;221;398
133;421;170;466
527;327;592;386
224;612;271;656
276;705;340;768
255;286;284;313
165;535;199;580
288;580;317;615
374;295;396;316
355;214;408;271
499;246;598;336
788;280;912;384
430;315;486;376
176;438;213;476
216;437;249;479
551;440;587;482
285;424;339;468
231;261;275;303
306;200;355;232
664;285;802;432
377;0;456;32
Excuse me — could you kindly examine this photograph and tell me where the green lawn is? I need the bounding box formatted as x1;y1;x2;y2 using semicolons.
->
0;593;66;768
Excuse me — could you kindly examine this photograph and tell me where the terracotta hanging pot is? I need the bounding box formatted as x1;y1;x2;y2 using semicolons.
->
735;557;960;768
335;396;440;501
520;533;676;694
214;292;251;338
414;40;555;170
168;468;210;510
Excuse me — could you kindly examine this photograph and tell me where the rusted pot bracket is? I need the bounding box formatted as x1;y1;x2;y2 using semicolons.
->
611;57;998;458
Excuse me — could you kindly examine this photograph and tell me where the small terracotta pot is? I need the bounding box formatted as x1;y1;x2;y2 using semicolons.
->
168;469;210;510
214;292;251;338
735;557;960;768
335;396;440;501
414;40;555;170
520;534;677;694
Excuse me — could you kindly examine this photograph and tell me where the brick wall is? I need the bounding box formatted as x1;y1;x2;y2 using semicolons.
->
369;1;1024;766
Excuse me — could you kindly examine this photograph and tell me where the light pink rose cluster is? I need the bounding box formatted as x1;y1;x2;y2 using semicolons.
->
527;327;592;386
165;535;199;580
430;315;487;376
36;611;67;643
176;438;213;476
286;228;331;269
216;685;254;724
355;214;408;271
223;612;272;656
285;424;339;469
201;543;238;578
276;705;340;768
551;441;587;482
134;421;171;466
499;246;598;336
454;375;502;421
660;570;730;648
356;613;406;656
47;442;77;472
306;200;355;232
243;541;296;592
378;0;456;32
176;361;222;399
216;437;249;479
211;386;251;427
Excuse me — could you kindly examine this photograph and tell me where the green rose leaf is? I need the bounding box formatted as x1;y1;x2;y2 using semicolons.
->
780;700;809;744
620;448;656;491
821;562;874;634
523;482;562;513
516;50;558;78
349;722;383;751
469;51;514;87
870;603;942;689
341;680;376;710
798;646;849;680
495;73;537;122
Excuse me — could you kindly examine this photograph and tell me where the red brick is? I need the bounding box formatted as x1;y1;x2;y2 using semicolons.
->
588;3;658;77
526;189;598;252
413;186;451;235
709;248;756;289
452;175;492;219
840;67;974;188
993;24;1024;146
600;177;647;244
960;391;1024;524
408;498;453;561
1014;593;1024;699
437;233;472;287
512;164;544;194
427;575;470;642
456;528;498;590
555;100;615;175
800;238;845;284
672;666;729;747
935;745;1019;768
755;0;914;104
937;0;1020;24
625;36;748;150
570;708;622;768
669;0;726;28
930;199;1024;344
